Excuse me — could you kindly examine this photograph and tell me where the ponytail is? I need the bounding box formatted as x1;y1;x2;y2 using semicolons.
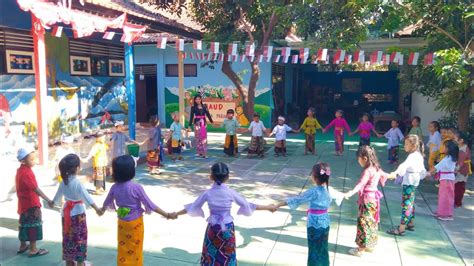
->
58;154;80;186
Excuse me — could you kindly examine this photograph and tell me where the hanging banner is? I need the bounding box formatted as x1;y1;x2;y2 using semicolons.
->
245;43;255;56
228;43;238;56
175;39;185;52
193;40;202;50
210;42;220;53
408;52;420;65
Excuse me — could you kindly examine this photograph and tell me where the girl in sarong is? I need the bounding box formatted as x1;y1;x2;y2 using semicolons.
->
189;95;213;158
323;110;351;156
176;162;276;266
146;116;163;175
300;107;322;155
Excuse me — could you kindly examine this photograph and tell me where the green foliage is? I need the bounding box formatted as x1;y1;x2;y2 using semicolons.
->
438;113;474;141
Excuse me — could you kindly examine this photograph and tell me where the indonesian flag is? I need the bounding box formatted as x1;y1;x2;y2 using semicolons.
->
257;55;263;63
353;50;365;64
344;55;352;64
210;42;220;54
233;55;239;62
189;52;194;60
299;48;309;63
240;54;246;63
102;31;115;40
291;55;299;64
424;53;435;65
370;51;383;64
212;53;219;61
245;43;255;56
228;43;238;56
120;22;146;44
109;13;127;29
183;52;187;59
263;46;273;62
228;54;235;62
200;52;205;60
52;26;63;37
382;54;390;65
193;40;202;50
175;39;185;52
408;52;420;65
316;48;328;61
218;53;224;61
156;37;167;49
207;53;213;61
282;54;290;63
333;49;345;64
273;55;281;63
390;52;403;65
281;47;291;58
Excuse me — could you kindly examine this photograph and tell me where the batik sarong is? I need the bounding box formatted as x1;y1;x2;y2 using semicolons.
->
224;135;238;156
18;207;43;242
437;180;454;218
146;149;160;168
401;185;415;225
201;222;236;266
454;181;466;207
355;201;378;249
305;133;315;153
62;213;87;262
171;139;182;154
335;128;344;153
307;226;330;266
194;123;208;155
248;136;265;155
93;166;107;190
274;140;287;154
117;216;144;266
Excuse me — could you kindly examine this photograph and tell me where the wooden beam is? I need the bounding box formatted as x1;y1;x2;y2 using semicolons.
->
31;14;48;165
178;50;185;126
125;44;136;140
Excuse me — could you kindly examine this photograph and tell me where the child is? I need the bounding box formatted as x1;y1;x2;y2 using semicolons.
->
384;120;404;164
111;121;144;159
176;162;276;265
82;131;109;194
386;135;426;236
323;110;351;156
50;154;103;266
15;147;54;257
350;113;381;146
221;109;240;157
408;116;423;140
428;140;459;221
300;107;323;155
344;146;388;256
438;126;451;161
276;163;343;265
247;113;267;158
102;155;176;265
269;116;299;157
169;113;183;161
54;135;76;184
426;121;442;170
454;132;471;207
147;116;163;175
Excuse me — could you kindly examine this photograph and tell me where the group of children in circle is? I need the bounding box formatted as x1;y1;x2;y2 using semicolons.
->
14;106;471;265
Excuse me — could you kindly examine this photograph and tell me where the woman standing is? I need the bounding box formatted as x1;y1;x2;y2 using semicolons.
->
189;95;213;158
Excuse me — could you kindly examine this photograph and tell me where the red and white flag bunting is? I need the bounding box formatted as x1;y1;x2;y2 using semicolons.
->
263;46;273;62
245;43;255;57
424;52;435;65
382;54;390;65
218;53;224;62
408;52;420;65
52;26;63;37
291;55;299;64
210;42;220;54
240;54;246;63
189;52;194;60
156;37;167;49
370;51;383;64
102;31;115;40
316;48;328;61
273;55;281;63
183;52;187;59
344;55;352;64
228;43;238;56
175;39;185;52
333;49;345;64
281;47;291;58
120;22;146;44
282;55;290;63
299;48;309;63
353;50;365;63
193;40;202;50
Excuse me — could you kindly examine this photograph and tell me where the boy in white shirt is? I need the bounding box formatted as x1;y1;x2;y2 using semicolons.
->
269;116;299;157
247;113;267;158
384;120;404;164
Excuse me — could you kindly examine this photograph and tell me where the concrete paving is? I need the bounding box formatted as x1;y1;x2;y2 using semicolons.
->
0;131;472;265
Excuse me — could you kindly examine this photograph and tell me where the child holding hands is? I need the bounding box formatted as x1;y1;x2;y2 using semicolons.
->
350;113;381;147
323;110;351;156
276;162;343;266
269;116;299;157
176;162;276;265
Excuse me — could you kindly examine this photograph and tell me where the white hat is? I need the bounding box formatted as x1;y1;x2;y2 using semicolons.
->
114;121;124;127
17;146;35;161
278;116;285;122
62;135;74;144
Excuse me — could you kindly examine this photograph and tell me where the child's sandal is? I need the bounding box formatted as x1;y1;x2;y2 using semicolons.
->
386;228;405;236
348;248;364;257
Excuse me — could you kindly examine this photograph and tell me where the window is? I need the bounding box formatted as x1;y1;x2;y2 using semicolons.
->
165;64;197;77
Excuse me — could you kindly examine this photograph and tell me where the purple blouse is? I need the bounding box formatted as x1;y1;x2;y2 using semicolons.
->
102;181;158;221
185;183;257;229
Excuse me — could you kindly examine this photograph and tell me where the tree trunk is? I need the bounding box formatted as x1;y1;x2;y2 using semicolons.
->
458;67;473;131
245;60;260;119
221;59;248;108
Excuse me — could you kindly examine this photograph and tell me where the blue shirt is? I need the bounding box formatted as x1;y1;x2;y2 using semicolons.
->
111;132;131;158
287;186;343;229
148;127;162;150
170;122;183;141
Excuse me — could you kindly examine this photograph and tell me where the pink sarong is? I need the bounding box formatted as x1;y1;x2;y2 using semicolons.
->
437;180;454;218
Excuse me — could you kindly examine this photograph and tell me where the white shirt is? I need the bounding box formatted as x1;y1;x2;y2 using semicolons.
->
427;131;442;152
394;151;426;186
384;127;404;149
249;121;266;137
272;124;293;141
435;156;456;181
53;175;95;217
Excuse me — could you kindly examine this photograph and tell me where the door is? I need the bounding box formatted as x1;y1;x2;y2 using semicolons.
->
135;64;157;123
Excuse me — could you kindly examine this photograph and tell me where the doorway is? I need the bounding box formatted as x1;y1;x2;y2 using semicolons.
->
135;64;157;123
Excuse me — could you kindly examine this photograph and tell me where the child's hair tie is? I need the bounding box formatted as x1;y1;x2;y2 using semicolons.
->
320;168;331;176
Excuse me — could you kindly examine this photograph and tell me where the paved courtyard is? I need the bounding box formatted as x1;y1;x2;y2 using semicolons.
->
0;131;472;265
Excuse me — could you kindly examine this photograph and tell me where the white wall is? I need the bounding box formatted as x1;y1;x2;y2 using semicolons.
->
411;92;447;136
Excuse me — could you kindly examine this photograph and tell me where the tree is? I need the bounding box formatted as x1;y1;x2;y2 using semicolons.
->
383;0;473;131
189;1;294;120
